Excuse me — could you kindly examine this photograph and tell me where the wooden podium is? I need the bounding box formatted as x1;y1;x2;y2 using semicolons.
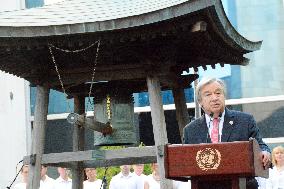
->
164;139;268;189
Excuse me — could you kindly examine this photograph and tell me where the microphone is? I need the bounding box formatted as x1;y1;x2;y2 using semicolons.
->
102;176;107;189
207;112;222;143
206;112;214;143
209;112;222;119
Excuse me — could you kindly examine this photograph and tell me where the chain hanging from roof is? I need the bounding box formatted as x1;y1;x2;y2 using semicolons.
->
48;40;115;137
48;41;137;145
48;40;101;113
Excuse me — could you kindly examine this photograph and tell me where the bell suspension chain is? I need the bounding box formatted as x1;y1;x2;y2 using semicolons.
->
86;40;101;113
48;41;101;123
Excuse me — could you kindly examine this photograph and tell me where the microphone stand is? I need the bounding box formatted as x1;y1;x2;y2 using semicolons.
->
102;176;107;189
6;164;23;189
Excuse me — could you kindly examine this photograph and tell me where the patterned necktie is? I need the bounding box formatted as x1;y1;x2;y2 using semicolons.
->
211;118;219;143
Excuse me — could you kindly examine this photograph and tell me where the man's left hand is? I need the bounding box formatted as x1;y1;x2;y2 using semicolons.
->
261;151;271;169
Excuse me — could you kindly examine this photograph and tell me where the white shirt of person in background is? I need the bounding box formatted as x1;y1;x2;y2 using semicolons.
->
266;167;284;189
109;165;144;189
40;165;55;189
54;167;72;189
14;165;29;189
132;164;148;189
132;164;147;180
144;163;191;189
173;180;191;189
83;168;103;189
266;146;284;189
144;163;160;189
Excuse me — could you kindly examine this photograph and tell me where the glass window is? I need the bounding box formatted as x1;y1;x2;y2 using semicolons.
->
25;0;43;8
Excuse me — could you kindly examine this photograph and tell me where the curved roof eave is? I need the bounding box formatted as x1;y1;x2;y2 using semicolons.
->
0;0;261;53
207;0;262;53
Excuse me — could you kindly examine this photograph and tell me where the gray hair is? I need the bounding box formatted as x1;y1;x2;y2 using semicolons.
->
196;77;226;103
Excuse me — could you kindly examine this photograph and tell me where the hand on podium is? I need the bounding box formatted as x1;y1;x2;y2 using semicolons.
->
261;151;271;169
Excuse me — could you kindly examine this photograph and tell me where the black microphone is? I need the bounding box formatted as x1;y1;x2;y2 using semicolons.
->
102;176;107;189
209;112;222;118
207;112;222;143
216;112;222;142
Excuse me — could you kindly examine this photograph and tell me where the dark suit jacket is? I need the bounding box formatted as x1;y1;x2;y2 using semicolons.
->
183;108;270;189
183;107;270;152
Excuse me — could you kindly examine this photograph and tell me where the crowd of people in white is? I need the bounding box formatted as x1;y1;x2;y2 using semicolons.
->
13;145;284;189
13;163;190;189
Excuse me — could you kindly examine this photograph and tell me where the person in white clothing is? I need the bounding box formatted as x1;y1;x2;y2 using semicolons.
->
13;165;29;189
132;164;147;178
266;146;284;189
109;165;143;189
40;165;55;189
173;180;191;189
132;164;147;188
83;168;103;189
144;163;160;189
255;177;266;189
54;167;72;189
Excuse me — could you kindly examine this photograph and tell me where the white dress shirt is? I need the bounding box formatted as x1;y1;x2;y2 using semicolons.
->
83;179;103;189
13;182;26;189
173;180;191;189
205;111;225;142
54;177;72;189
40;175;55;189
145;174;160;189
109;172;143;189
266;166;284;189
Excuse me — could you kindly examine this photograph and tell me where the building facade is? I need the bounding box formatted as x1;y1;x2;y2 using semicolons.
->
0;0;29;187
222;0;284;147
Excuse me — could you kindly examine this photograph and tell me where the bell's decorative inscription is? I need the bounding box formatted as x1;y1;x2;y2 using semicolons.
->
196;148;221;171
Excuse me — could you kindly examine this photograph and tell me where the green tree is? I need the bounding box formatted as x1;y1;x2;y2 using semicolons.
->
95;144;154;189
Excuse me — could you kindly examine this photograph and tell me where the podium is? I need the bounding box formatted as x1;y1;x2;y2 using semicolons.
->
164;139;268;189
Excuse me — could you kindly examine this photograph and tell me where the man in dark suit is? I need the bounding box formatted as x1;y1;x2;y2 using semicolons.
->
183;77;271;189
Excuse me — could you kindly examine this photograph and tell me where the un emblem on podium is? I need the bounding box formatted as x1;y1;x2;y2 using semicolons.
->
196;148;221;171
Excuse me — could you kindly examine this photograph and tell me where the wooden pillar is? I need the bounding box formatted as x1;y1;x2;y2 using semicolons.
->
172;85;190;141
193;72;201;118
146;75;173;189
27;85;49;189
72;95;85;189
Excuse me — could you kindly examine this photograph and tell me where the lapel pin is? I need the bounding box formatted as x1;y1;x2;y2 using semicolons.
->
229;121;233;125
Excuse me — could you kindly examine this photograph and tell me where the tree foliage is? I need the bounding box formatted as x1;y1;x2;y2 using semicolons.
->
95;144;153;189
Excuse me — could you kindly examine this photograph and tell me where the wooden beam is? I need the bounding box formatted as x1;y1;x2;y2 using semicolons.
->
23;146;157;167
72;95;85;189
159;74;197;89
27;85;49;189
172;85;190;140
146;75;173;189
191;21;207;32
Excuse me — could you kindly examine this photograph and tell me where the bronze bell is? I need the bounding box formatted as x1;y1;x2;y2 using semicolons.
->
93;93;137;146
